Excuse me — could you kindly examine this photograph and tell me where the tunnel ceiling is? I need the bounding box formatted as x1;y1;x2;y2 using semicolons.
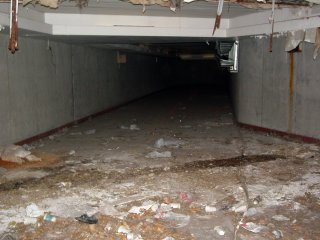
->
0;0;319;54
23;0;315;9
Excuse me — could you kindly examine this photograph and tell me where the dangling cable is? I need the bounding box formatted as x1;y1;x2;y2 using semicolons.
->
268;0;275;52
212;0;224;36
8;0;18;54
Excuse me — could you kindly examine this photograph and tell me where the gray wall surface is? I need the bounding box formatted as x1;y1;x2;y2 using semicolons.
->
232;36;320;139
0;34;168;145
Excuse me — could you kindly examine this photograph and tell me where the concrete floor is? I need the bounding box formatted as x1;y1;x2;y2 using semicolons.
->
0;86;320;240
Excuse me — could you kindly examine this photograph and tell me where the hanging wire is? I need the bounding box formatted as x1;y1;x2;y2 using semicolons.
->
269;0;276;52
212;0;224;36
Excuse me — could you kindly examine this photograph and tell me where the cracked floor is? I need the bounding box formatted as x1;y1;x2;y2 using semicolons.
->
0;86;320;240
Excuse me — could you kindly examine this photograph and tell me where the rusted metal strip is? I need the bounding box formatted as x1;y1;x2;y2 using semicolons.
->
288;51;294;132
212;0;224;36
8;0;18;54
212;15;221;35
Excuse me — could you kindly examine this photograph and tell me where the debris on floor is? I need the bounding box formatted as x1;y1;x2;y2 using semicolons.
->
84;129;96;135
75;214;98;224
0;145;41;164
121;124;141;130
154;138;184;148
0;87;319;239
145;151;172;158
240;222;266;233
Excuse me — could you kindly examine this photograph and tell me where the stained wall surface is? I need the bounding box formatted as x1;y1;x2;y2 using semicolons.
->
232;36;320;139
0;34;168;145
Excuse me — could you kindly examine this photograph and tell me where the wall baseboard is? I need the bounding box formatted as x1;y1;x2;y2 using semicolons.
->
15;89;164;145
238;122;320;144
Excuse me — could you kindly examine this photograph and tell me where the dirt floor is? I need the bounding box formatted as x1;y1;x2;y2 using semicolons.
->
0;86;319;240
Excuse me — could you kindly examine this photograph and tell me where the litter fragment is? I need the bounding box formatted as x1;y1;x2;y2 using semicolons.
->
214;226;225;236
26;203;44;218
104;223;112;232
170;203;181;209
163;237;175;240
75;214;98;224
49;135;55;140
154;138;184;148
43;213;57;222
233;205;247;213
179;192;192;202
145;151;172;158
127;232;143;240
69;150;76;156
253;195;262;205
272;215;290;221
25;154;42;162
130;124;140;130
272;230;283;239
240;222;266;233
205;206;217;213
84;129;96;135
128;201;159;215
154;212;190;228
121;124;140;130
69;132;82;136
22;144;35;151
118;224;131;234
244;208;257;217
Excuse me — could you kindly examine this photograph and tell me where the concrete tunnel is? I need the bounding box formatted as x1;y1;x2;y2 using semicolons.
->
0;0;320;239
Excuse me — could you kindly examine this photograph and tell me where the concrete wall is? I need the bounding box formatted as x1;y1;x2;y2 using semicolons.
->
232;36;320;139
0;34;167;145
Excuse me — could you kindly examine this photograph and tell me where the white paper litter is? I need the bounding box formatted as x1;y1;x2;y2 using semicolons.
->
154;138;184;148
84;129;96;135
145;151;172;158
26;203;44;218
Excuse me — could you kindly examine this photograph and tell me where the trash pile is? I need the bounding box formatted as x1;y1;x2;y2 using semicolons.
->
0;145;41;164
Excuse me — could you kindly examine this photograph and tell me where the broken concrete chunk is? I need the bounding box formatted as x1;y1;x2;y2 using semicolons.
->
0;145;32;164
285;30;305;52
145;151;172;158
